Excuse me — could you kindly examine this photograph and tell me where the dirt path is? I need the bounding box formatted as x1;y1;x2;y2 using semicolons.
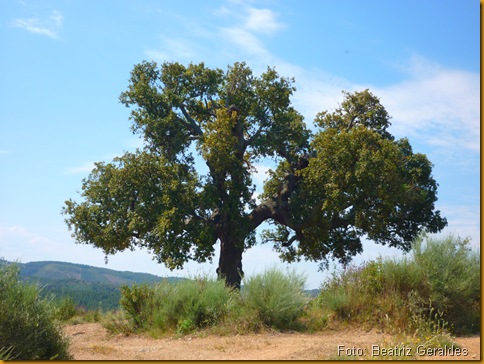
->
64;323;480;360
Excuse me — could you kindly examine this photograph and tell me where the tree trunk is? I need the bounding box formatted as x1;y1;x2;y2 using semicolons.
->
217;233;244;290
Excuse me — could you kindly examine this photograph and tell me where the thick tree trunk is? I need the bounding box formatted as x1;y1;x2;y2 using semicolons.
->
217;233;244;290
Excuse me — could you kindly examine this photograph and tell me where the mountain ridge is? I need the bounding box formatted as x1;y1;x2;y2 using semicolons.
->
1;259;183;286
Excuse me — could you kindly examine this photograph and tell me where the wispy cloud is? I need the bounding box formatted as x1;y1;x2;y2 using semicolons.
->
288;54;479;156
244;8;285;35
437;204;480;249
376;55;480;153
217;5;285;58
143;2;478;161
66;161;95;175
144;3;285;66
10;10;63;39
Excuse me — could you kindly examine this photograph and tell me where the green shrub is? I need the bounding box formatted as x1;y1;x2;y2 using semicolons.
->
410;235;480;334
113;277;237;335
101;310;134;335
119;283;154;330
0;263;72;360
109;269;312;335
151;277;236;334
241;267;309;329
54;296;80;321
315;234;480;335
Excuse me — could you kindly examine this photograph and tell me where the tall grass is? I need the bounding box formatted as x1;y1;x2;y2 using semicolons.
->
315;234;480;335
104;234;479;340
0;263;72;360
106;268;310;336
115;277;237;335
411;234;480;333
241;267;309;329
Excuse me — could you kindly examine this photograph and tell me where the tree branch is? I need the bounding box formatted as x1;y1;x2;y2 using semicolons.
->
179;104;203;136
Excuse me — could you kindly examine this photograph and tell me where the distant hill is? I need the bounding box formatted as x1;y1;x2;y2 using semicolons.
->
0;260;319;310
0;259;185;311
12;260;183;286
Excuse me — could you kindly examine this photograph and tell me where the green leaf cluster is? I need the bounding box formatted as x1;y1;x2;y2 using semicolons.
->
63;62;446;281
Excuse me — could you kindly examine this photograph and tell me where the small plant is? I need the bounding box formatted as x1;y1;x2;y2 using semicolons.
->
102;310;135;335
177;318;195;335
120;284;154;330
410;234;480;334
54;296;79;321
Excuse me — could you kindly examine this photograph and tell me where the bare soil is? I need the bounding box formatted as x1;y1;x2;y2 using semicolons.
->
64;323;480;360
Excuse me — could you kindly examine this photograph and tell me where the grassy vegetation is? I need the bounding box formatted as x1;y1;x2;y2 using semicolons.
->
102;267;310;336
2;234;476;359
100;234;478;359
313;234;480;336
0;263;72;360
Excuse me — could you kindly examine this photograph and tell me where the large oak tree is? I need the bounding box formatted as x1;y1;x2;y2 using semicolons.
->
63;61;447;288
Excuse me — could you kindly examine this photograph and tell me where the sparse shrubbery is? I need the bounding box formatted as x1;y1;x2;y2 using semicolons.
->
103;234;478;349
115;277;237;335
0;263;72;360
241;268;309;329
314;234;480;336
106;268;310;336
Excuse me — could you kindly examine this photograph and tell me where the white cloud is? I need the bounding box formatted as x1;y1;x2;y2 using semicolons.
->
286;54;479;156
66;161;95;175
10;10;63;39
219;26;269;57
214;4;285;59
0;225;53;260
245;8;285;35
376;56;480;153
0;150;10;155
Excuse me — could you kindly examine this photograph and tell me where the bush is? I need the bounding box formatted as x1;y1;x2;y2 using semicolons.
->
152;277;237;334
113;277;237;335
120;284;154;330
315;234;480;335
53;296;80;321
108;269;311;335
0;263;72;360
410;234;480;334
241;267;309;329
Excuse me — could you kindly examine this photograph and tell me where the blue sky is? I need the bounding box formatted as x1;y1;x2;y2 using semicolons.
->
0;0;479;289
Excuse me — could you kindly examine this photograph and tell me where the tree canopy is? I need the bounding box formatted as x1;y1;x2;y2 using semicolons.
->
63;61;447;288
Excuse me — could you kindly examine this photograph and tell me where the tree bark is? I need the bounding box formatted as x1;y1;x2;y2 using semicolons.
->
217;228;244;289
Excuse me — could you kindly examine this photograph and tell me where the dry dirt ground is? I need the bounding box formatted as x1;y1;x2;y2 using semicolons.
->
64;323;480;360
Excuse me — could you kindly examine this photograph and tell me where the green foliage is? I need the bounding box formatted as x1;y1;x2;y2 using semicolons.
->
241;267;309;329
151;277;236;334
315;234;480;335
410;235;480;334
53;296;80;321
40;278;121;311
63;61;447;289
120;284;154;330
0;263;72;360
112;278;236;335
107;269;311;335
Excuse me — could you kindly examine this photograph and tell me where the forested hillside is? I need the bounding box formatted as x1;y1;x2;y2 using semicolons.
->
0;260;184;310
